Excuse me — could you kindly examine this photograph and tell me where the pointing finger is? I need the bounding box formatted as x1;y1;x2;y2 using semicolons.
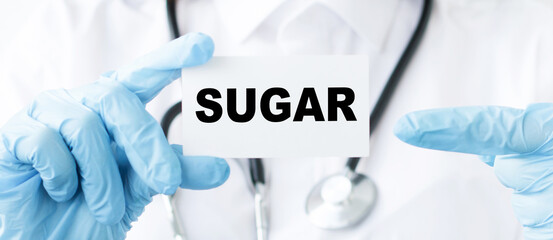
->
394;104;553;156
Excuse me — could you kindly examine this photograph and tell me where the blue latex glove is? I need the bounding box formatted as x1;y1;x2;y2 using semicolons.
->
394;103;553;240
0;32;230;239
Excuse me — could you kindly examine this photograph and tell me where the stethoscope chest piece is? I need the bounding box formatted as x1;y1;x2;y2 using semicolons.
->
305;169;377;229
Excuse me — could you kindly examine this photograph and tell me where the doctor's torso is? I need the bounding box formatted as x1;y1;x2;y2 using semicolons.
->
3;0;553;239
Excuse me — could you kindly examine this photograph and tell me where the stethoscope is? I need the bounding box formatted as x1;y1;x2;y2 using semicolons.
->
160;0;432;239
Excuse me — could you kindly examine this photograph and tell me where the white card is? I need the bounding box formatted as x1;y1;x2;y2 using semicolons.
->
181;56;369;158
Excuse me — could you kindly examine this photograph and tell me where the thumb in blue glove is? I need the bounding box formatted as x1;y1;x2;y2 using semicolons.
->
394;103;553;240
0;32;230;239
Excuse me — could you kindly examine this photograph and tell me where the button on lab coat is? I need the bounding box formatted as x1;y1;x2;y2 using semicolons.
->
2;0;553;239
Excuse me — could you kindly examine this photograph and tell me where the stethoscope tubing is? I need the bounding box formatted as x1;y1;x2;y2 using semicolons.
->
347;0;433;171
161;0;432;238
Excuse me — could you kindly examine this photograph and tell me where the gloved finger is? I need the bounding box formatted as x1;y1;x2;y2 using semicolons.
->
114;140;154;229
69;80;181;195
108;32;214;103
119;160;156;230
510;167;553;226
524;225;553;240
492;154;553;189
29;90;125;225
393;104;553;156
171;145;230;190
479;155;496;166
0;111;78;202
115;144;229;230
507;165;553;239
112;141;153;229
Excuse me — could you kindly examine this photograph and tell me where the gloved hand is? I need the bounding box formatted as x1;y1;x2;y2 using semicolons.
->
0;32;230;239
394;103;553;240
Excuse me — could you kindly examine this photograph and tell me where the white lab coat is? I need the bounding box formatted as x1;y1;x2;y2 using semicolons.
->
2;0;553;239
